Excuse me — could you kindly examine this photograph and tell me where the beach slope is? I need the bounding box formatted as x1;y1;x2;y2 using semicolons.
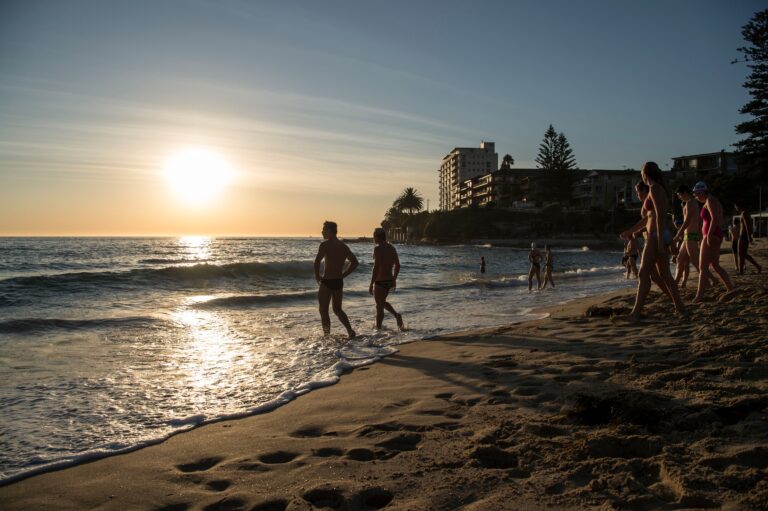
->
2;247;767;510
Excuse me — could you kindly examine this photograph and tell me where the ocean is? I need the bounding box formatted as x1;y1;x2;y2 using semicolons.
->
0;236;633;483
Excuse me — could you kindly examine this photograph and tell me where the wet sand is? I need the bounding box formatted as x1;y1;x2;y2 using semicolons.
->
2;243;766;510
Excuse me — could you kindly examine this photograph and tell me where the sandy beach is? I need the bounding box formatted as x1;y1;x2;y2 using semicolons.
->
2;244;766;511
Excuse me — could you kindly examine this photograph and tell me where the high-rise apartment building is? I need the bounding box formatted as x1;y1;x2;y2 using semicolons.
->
438;141;498;210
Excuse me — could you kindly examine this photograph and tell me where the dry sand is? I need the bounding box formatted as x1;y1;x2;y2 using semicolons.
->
2;244;767;511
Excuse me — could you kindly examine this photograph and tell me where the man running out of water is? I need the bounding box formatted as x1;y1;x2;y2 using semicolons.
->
369;227;405;331
314;221;358;339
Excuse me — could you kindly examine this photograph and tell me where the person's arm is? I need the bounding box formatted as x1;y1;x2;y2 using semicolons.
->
649;187;666;251
707;198;722;248
369;247;378;295
342;246;358;278
392;248;400;290
674;203;692;241
313;244;325;284
621;216;647;240
745;212;754;242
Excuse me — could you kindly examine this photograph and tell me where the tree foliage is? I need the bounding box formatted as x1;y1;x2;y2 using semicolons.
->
393;187;424;215
734;9;768;172
535;125;578;203
500;153;515;170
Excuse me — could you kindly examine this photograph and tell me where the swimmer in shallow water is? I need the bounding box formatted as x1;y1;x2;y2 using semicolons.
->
369;228;405;331
314;220;358;339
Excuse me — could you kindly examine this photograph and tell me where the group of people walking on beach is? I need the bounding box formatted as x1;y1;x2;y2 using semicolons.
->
619;161;761;321
314;221;405;339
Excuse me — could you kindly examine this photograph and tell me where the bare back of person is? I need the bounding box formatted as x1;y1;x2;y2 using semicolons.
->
372;243;398;283
369;229;404;331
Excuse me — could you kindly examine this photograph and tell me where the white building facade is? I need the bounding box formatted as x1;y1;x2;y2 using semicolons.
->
438;141;498;210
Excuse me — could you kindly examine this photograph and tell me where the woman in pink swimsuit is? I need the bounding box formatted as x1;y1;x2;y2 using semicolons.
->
692;181;735;302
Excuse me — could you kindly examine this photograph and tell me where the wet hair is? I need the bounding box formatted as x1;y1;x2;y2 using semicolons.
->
676;184;691;195
641;161;665;187
323;221;337;235
634;182;649;194
373;227;386;240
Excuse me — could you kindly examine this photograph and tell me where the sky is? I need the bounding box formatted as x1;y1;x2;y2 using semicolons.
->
0;0;763;236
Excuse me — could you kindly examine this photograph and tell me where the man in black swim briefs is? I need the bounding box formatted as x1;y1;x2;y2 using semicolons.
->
369;228;405;331
314;221;358;339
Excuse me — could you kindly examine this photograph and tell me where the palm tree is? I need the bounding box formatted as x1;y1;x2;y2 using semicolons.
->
394;187;424;215
501;154;514;170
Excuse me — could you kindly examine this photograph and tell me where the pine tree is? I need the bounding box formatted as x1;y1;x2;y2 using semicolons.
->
536;125;578;203
734;9;768;171
554;133;577;171
535;125;558;171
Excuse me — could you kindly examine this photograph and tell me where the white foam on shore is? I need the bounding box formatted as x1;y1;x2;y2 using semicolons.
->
0;342;401;486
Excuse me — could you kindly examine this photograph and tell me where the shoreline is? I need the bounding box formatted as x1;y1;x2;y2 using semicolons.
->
2;244;766;509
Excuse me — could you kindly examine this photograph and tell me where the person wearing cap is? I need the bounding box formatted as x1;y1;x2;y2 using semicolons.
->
369;227;405;331
527;242;542;291
624;162;685;320
691;181;735;302
734;201;762;274
672;184;702;288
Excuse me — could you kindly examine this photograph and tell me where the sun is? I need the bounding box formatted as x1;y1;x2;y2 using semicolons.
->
163;147;234;204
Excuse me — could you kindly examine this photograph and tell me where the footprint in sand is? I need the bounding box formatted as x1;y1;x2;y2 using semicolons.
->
202;497;247;511
205;480;231;492
258;451;300;464
175;457;223;473
250;499;288;511
302;486;346;509
311;447;342;458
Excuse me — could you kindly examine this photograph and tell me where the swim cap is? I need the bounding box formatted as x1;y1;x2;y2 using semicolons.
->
692;181;708;193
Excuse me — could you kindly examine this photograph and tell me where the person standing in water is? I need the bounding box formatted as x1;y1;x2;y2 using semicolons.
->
480;256;486;274
369;228;405;331
624;162;685;319
528;242;542;291
623;234;639;279
314;221;358;339
542;245;555;289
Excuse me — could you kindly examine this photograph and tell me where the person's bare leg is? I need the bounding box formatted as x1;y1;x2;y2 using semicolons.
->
373;285;388;329
318;285;332;335
650;266;673;301
711;258;735;292
687;241;700;272
676;245;690;288
536;268;542;290
331;289;355;339
628;242;656;319
528;268;534;291
739;240;761;273
656;256;685;314
694;243;715;302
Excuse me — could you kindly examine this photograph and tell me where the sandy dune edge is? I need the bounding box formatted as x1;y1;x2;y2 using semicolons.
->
2;245;767;511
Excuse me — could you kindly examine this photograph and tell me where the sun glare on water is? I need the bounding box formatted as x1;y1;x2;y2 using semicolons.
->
163;147;234;204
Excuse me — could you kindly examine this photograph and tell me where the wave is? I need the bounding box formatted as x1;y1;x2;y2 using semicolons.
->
0;316;163;334
194;288;373;309
0;261;317;292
